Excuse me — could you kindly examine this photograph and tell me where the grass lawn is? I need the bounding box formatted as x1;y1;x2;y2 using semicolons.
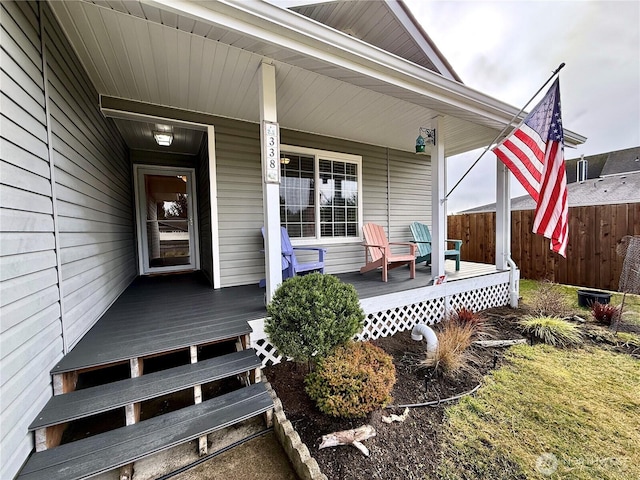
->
438;344;640;480
518;279;640;325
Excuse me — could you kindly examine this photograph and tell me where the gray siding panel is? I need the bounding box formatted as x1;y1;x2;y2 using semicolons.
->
0;268;59;306
1;137;50;179
389;150;431;242
0;2;135;478
0;184;53;214
214;120;432;286
0;250;57;282
1;368;58;479
1;6;58;479
215;120;263;287
1;160;52;196
42;4;136;349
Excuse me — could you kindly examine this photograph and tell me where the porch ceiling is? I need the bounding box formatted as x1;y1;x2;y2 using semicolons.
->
113;118;204;155
49;0;585;156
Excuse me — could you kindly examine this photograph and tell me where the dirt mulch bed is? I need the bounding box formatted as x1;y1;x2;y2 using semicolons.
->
265;304;639;479
264;307;525;480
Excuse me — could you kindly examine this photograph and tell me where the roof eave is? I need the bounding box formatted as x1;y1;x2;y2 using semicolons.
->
143;0;584;145
392;0;463;83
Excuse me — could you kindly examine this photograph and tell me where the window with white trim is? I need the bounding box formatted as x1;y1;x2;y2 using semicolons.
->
279;146;362;241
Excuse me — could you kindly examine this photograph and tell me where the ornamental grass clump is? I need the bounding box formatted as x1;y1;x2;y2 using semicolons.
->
426;319;476;377
519;316;582;347
305;341;396;418
590;301;620;326
265;273;364;367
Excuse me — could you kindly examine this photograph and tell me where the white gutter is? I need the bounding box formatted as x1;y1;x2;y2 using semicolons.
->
143;0;586;146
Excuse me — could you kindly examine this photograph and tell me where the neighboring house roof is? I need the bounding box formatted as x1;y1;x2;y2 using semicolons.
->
287;0;462;81
564;146;640;182
461;146;640;213
565;152;608;183
599;146;640;176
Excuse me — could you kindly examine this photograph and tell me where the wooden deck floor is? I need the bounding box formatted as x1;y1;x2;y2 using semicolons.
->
53;261;499;373
52;273;263;374
341;260;499;299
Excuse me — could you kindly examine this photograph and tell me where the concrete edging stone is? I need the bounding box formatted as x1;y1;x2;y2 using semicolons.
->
264;382;328;480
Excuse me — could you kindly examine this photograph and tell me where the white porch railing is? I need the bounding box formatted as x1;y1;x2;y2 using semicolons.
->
249;269;517;366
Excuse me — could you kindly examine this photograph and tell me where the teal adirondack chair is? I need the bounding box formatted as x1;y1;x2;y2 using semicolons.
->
410;222;462;271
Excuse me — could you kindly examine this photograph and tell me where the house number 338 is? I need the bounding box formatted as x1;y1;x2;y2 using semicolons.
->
264;122;280;183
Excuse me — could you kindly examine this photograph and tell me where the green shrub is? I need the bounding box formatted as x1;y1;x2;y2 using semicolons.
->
265;273;364;364
519;316;582;347
305;341;396;418
590;301;619;326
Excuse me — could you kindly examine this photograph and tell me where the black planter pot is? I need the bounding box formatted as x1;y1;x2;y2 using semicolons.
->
577;290;611;307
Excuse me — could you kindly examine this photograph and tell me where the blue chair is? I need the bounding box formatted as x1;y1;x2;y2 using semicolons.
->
259;227;326;287
410;222;462;271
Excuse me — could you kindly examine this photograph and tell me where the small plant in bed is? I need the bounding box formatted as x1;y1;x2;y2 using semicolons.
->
519;316;582;347
448;307;494;339
305;341;396;418
265;273;364;369
527;280;571;317
425;319;478;378
590;301;620;326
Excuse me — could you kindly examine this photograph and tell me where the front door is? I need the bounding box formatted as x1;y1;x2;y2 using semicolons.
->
135;166;199;274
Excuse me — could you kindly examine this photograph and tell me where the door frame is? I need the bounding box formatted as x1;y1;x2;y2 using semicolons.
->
133;164;200;275
100;100;221;287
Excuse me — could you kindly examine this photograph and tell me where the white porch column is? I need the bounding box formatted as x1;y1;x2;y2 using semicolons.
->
430;115;446;280
496;161;519;307
495;161;511;270
259;62;282;302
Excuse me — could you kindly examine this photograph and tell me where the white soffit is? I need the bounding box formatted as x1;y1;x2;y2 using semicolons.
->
49;0;585;154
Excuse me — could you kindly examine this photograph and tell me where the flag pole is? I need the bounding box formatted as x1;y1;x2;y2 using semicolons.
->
445;62;566;201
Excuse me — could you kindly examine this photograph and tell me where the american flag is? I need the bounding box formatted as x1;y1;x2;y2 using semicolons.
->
493;79;568;257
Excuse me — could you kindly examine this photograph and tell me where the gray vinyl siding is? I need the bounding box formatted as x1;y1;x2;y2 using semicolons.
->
43;3;135;347
389;149;431;241
1;3;134;478
0;2;61;479
214;118;432;287
196;135;214;284
215;119;264;286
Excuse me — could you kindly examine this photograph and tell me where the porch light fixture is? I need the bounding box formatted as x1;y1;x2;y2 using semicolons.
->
280;155;291;165
153;131;173;147
415;127;436;154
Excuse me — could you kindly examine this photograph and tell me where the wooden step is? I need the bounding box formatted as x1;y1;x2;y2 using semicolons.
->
18;382;273;480
50;323;253;375
29;349;261;431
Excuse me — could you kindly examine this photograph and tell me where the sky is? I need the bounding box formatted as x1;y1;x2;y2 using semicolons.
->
404;0;640;213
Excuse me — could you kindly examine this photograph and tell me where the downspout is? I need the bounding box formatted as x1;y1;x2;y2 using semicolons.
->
506;255;519;308
496;162;518;308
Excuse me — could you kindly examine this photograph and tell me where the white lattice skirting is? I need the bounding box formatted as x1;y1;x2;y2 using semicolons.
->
249;271;515;366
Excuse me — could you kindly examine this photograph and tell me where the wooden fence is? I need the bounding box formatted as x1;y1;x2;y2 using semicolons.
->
448;203;640;291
